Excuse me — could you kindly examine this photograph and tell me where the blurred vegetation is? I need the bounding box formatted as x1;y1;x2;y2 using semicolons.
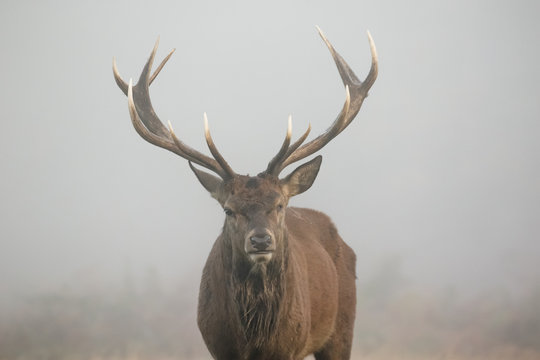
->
354;257;540;359
1;260;540;360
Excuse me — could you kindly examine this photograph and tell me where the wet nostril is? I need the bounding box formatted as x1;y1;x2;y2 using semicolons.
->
250;235;272;250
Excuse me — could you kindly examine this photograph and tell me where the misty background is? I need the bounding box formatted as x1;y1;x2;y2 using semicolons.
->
0;0;539;359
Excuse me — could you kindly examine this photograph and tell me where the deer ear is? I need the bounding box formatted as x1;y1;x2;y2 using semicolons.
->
189;162;223;200
280;155;322;197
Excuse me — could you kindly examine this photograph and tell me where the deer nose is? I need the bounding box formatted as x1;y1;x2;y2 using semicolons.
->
250;234;272;251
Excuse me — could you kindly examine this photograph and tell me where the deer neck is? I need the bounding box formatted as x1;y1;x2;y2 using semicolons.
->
228;229;290;349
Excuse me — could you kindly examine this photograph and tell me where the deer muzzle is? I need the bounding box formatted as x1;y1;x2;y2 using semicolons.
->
245;229;275;262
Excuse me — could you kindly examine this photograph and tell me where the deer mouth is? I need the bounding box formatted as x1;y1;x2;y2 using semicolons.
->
249;250;273;254
248;250;274;262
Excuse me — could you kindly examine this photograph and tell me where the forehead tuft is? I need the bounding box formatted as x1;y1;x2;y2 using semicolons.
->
225;175;283;205
245;177;260;189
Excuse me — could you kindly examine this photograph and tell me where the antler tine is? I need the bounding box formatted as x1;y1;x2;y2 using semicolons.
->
167;120;229;179
113;42;176;95
115;39;235;180
265;115;292;175
276;29;378;173
149;47;176;85
203;113;236;179
266;117;314;176
113;57;129;95
285;122;312;158
364;31;379;91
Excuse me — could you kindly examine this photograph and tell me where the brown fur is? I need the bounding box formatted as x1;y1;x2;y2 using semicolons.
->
197;175;357;360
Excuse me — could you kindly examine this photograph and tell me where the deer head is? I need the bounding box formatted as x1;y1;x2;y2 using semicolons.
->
113;28;378;264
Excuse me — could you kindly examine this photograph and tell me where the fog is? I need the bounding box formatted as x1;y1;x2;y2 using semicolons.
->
0;0;539;358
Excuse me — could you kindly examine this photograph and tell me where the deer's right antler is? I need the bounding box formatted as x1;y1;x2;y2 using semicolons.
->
113;38;236;180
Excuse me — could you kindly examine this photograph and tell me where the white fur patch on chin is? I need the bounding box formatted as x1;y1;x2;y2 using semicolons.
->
249;253;273;263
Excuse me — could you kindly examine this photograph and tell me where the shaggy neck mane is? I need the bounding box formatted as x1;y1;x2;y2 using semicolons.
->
230;237;289;351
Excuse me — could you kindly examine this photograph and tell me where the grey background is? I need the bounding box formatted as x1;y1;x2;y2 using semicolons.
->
1;0;538;313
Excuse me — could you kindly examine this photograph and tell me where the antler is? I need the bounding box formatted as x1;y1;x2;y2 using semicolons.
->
113;38;236;180
265;27;378;176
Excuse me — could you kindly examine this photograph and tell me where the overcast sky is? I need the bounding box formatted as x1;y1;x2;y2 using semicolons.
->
0;0;539;305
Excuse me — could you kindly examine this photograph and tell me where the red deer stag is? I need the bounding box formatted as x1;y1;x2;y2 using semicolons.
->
113;27;377;360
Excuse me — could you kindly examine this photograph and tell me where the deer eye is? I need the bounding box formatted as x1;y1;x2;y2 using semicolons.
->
224;208;235;217
277;204;284;212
